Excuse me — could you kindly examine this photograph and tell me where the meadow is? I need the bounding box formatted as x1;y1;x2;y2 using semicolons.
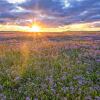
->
0;32;100;100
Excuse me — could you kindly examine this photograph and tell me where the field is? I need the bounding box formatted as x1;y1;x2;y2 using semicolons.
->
0;31;100;100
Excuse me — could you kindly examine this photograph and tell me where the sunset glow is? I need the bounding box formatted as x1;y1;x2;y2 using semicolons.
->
0;0;100;32
31;25;41;32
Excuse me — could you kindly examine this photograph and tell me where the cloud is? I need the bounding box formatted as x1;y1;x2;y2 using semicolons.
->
0;0;100;28
0;0;15;12
7;0;26;4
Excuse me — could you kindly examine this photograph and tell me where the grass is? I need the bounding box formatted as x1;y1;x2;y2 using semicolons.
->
0;32;100;100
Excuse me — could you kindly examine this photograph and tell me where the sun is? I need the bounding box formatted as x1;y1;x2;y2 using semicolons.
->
31;25;41;32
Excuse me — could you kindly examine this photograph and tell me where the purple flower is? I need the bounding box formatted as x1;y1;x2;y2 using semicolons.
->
14;76;20;81
26;97;30;100
96;59;100;62
62;86;68;93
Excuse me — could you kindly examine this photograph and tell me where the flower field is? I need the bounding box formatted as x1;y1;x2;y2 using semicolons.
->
0;32;100;100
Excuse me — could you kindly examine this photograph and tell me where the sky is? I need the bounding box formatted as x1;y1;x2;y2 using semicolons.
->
0;0;100;32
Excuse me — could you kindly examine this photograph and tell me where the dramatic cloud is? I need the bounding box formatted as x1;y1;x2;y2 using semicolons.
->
0;0;100;29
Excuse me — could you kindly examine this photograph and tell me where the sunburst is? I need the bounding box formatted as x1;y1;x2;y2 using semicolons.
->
31;25;41;32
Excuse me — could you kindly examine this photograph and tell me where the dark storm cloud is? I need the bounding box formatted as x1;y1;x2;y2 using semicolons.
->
0;0;100;27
